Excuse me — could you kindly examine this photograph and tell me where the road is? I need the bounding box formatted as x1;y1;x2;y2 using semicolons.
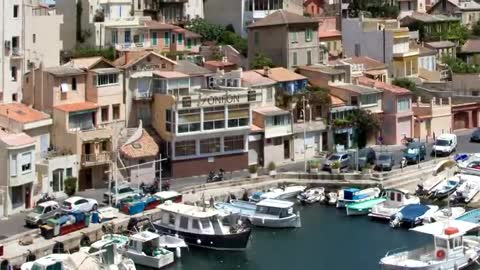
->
1;129;479;239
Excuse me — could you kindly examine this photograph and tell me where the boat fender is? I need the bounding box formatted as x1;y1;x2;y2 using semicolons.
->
175;247;181;258
197;239;201;244
436;249;446;260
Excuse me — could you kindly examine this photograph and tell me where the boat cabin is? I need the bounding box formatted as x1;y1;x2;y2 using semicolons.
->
28;255;66;270
157;203;229;235
129;231;165;257
383;189;411;207
86;239;119;266
255;199;294;218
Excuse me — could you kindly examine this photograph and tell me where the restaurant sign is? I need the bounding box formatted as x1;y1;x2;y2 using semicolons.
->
200;94;242;105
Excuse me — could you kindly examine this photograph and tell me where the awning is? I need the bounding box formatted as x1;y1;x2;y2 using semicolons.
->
130;71;153;78
411;220;479;235
92;68;120;74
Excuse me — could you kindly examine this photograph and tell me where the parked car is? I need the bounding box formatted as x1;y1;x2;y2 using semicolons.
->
103;184;141;204
375;152;395;171
323;153;350;171
25;201;62;227
358;147;376;169
471;129;480;142
62;196;98;212
403;142;427;164
432;133;457;156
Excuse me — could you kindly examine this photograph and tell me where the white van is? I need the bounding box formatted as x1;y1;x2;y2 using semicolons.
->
432;133;457;156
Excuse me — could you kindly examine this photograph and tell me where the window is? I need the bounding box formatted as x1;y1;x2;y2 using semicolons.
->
187;38;192;49
12;93;17;102
307;50;312;65
137;0;141;9
273;137;283;145
351;96;358;106
166;109;174;132
13;5;18;18
473;91;479;97
71;78;77;91
360;94;378;106
194;38;197;46
178;109;200;133
152;32;158;46
254;31;260;46
164;32;170;45
228;104;249;127
111;30;118;44
203;106;225;130
178;33;183;44
113;104;120;120
32;34;36;43
179;216;189;229
290;31;297;43
268;115;290;126
175;140;196;157
200;218;211;229
305;28;313;42
397;97;411;112
101;106;109;122
293;52;297;66
101;141;108;151
10;154;17;177
224;135;244;152
97;73;118;86
21;152;32;173
12;186;23;206
354;43;361;57
69;111;94;131
11;66;17;81
52;169;64;192
66;168;72;177
200;138;220;154
124;30;131;43
192;219;200;230
267;88;273;102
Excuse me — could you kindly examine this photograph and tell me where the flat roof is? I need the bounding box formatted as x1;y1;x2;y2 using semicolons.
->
0;103;50;124
153;71;189;79
253;106;290;116
0;130;35;147
333;83;383;94
298;65;345;75
425;41;456;49
254;67;306;82
44;66;85;77
54;102;98;112
157;202;219;218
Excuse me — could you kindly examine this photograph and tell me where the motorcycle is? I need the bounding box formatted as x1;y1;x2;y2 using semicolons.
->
206;169;225;183
400;157;407;169
36;193;56;205
401;136;414;146
140;179;160;195
161;180;171;191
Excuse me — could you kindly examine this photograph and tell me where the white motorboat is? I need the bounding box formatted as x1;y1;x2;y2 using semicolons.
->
259;185;306;201
127;231;175;268
426;207;466;223
326;191;338;205
390;204;439;228
215;199;301;228
451;174;480;203
369;189;420;220
21;239;136;270
297;188;325;204
429;176;461;200
380;220;480;270
336;187;381;208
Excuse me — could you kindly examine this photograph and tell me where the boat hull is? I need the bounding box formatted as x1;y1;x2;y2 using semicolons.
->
127;250;174;269
250;215;301;228
153;223;251;251
346;207;370;216
380;256;477;270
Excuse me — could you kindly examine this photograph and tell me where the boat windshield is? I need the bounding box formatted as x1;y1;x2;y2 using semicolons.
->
88;246;100;254
33;206;45;214
31;264;43;270
436;238;448;249
436;139;450;146
406;148;419;155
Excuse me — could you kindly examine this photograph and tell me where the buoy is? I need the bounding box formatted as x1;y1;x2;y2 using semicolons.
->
445;227;460;235
175;247;181;258
197;239;201;244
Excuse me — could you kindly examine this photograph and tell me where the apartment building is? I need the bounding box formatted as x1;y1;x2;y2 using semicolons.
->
429;0;480;29
204;0;304;37
248;10;320;70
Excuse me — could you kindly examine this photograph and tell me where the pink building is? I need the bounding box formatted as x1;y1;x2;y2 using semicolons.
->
357;77;413;145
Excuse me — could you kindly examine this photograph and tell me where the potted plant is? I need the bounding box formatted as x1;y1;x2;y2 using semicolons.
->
249;164;258;178
362;163;373;174
64;177;78;196
309;160;319;173
268;162;276;176
331;161;341;174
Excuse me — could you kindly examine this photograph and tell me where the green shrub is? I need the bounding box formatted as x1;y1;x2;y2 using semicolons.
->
331;161;341;169
249;164;258;174
64;177;77;196
268;162;276;171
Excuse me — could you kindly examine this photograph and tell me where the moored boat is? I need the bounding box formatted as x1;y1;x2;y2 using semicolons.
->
297;188;325;205
345;197;386;216
389;204;439;228
326;191;338;205
369;189;420;220
153;202;251;250
427;207;466;223
456;209;480;224
451;174;480;203
215;199;301;228
380;220;480;270
260;185;306;201
430;176;461;200
125;231;175;268
336;187;381;208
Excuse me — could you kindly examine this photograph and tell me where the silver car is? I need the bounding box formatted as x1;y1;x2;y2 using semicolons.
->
25;201;62;227
323;153;350;171
375;153;395;171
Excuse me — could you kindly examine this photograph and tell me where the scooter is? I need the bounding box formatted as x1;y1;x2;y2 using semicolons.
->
161;180;171;191
400;157;408;169
140;179;160;195
206;169;225;183
36;193;56;205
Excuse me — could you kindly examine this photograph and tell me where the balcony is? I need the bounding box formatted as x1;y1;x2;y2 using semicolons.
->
393;48;420;58
11;47;23;59
133;90;152;100
115;41;151;50
82;152;112;166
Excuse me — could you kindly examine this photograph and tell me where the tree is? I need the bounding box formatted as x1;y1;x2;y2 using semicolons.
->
429;24;470;45
250;53;275;69
64;177;77;196
474;20;480;36
392;78;416;92
66;47;116;61
442;55;480;73
186;18;224;41
219;31;248;56
348;0;399;18
348;110;381;148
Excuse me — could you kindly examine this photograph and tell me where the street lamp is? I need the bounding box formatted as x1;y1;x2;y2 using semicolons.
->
302;96;310;173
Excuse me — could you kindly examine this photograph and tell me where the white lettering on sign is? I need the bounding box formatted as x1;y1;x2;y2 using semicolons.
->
200;95;241;105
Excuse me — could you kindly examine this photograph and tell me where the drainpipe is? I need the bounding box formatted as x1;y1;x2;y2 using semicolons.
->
1;0;5;102
383;28;386;64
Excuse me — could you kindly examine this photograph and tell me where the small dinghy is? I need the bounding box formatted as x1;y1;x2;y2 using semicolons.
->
430;177;461;200
297;188;325;205
426;207;466;223
451;175;480;203
326;191;338;205
345;197;386;216
390;204;439;228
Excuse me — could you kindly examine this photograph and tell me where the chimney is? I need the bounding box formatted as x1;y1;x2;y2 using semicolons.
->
263;66;271;76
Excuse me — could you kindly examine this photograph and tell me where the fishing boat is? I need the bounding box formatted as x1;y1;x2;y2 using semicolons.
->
153;202;251;250
430;177;461;200
451;175;480;203
336;187;381;208
380;220;480;269
369;189;420;220
248;191;264;202
126;231;175;268
458;154;480;176
259;185;306;201
21;238;136;270
345;197;386;216
390;204;439;228
214;199;301;228
426;207;466;223
297;188;325;205
456;209;480;224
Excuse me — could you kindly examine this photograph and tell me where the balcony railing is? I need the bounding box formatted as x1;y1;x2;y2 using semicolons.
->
11;47;23;58
82;152;112;166
115;41;151;50
133;90;152;100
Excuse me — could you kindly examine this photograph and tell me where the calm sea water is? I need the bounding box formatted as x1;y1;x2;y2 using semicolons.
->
138;204;443;270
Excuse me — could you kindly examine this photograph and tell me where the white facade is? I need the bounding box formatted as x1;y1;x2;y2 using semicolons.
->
419;54;437;72
185;0;204;19
36;154;78;199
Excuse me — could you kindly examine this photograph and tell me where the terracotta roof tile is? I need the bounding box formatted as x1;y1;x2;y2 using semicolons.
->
318;17;341;38
357;76;411;95
462;39;480;53
113;51;176;68
153;71;189;78
254;67;306;82
120;130;159;159
242;71;276;87
0;130;35;147
330;94;346;106
54;102;98;112
67;56;107;69
0;103;50;123
204;60;236;67
249;10;319;28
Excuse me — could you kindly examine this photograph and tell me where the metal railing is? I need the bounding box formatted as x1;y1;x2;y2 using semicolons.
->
82;152;112;165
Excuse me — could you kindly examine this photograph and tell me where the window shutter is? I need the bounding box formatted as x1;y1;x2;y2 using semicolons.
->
10;154;17;176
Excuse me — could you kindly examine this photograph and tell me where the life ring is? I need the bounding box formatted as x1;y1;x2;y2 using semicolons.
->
436;249;446;259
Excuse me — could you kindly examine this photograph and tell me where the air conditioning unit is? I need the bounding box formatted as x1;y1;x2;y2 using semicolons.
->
208;77;216;89
4;40;11;50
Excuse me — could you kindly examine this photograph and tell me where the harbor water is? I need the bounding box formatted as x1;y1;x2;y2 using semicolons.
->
139;203;477;270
